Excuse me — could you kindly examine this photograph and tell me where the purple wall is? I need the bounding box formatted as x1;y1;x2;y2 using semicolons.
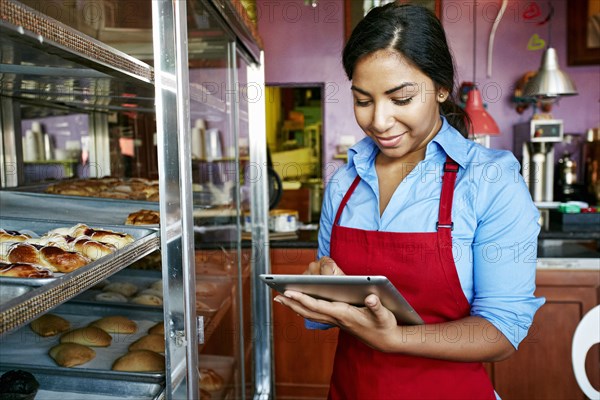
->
257;0;600;171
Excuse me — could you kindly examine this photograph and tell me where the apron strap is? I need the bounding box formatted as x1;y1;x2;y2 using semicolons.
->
334;175;361;226
437;156;459;231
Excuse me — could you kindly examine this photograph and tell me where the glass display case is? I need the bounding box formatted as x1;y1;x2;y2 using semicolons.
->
0;0;271;398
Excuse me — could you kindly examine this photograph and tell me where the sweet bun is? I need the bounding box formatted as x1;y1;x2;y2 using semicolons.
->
0;229;30;243
95;291;128;303
150;279;163;292
128;334;165;353
7;243;40;266
199;368;224;391
131;294;162;306
49;343;96;367
0;262;53;278
138;288;163;298
126;209;160;225
60;326;112;347
70;237;115;261
196;282;217;297
30;314;70;337
148;322;164;336
39;245;89;273
196;300;212;312
89;315;137;334
103;282;138;297
87;229;134;249
112;350;165;372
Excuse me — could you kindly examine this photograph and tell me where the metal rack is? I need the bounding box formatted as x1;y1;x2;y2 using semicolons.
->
0;0;271;399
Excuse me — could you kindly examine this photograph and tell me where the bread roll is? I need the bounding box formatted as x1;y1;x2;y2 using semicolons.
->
70;237;115;261
150;279;163;292
199;368;224;391
138;288;163;298
0;229;30;243
131;294;162;306
30;314;70;337
103;282;138;297
196;282;217;297
112;350;165;372
6;243;40;266
125;209;160;225
87;229;134;249
95;291;128;303
0;262;53;278
39;245;89;273
49;343;95;367
60;326;112;347
128;334;164;353
89;315;137;334
148;322;164;336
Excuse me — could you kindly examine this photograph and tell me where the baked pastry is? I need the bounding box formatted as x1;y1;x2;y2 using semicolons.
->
150;279;163;292
6;243;40;265
199;368;224;391
39;245;89;273
112;350;165;372
86;229;134;249
0;229;30;243
131;294;163;306
196;282;217;297
128;334;165;353
126;209;160;225
60;326;112;347
95;291;128;303
196;300;212;312
70;237;115;261
148;322;165;336
30;314;70;337
138;288;163;298
0;369;39;400
89;315;137;334
200;389;212;400
103;281;138;297
49;343;96;367
0;262;53;278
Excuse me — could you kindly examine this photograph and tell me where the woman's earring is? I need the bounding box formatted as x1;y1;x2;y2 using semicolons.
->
438;93;446;101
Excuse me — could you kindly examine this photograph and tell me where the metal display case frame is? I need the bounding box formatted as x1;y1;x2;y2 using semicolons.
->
0;0;272;398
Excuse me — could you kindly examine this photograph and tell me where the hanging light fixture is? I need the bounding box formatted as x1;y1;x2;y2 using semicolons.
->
523;47;578;98
523;3;577;99
464;0;500;146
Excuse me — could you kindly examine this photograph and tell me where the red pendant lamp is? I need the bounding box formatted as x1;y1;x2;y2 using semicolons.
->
465;88;500;135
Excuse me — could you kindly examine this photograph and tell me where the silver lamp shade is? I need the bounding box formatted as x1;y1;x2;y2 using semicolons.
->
523;47;578;98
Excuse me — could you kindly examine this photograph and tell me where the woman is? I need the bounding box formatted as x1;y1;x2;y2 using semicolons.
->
273;3;545;399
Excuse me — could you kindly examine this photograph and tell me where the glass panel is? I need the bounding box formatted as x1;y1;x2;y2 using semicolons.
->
188;1;244;398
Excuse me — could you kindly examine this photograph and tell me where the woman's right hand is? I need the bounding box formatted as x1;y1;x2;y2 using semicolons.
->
304;256;345;276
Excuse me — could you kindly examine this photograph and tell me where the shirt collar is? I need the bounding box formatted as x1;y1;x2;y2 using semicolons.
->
347;116;469;171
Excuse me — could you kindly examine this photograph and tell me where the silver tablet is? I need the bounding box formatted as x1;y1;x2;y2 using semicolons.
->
260;274;424;325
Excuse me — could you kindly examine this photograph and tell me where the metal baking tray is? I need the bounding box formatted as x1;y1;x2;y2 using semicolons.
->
0;218;160;335
0;303;165;399
0;191;159;226
71;268;163;307
0;217;158;286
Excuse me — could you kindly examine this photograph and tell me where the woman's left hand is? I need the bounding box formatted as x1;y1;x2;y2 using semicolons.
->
274;291;399;351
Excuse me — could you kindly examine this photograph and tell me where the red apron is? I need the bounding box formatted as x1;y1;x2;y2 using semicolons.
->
328;157;496;400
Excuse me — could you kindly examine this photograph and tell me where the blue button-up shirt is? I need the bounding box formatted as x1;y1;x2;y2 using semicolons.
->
314;117;545;349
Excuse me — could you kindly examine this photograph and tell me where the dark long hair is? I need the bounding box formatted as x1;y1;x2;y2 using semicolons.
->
342;3;471;137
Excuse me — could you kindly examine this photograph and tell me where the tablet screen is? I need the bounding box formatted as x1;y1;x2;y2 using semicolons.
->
260;274;423;325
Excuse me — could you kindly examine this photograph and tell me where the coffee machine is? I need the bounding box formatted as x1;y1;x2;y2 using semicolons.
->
513;119;564;202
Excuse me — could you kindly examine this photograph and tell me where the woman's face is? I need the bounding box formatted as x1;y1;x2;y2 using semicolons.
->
351;49;447;162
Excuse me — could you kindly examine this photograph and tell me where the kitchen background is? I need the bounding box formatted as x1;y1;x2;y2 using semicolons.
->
257;0;599;181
